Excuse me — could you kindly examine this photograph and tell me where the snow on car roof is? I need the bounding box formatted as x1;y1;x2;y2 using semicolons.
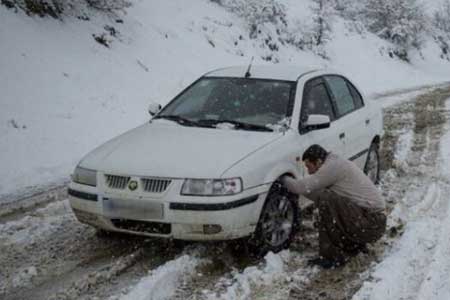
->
204;65;320;82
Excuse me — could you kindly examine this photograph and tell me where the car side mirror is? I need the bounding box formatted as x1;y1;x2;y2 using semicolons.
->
302;114;331;131
148;102;162;116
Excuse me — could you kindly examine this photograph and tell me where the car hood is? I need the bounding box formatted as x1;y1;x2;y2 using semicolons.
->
79;120;283;178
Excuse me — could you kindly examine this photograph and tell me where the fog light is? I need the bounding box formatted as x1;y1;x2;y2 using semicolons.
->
203;224;222;234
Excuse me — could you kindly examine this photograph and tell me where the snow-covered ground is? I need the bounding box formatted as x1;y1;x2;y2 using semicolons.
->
2;0;450;199
353;98;450;300
115;251;205;300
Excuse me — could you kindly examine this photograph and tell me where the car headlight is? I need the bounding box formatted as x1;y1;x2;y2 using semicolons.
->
72;166;97;187
181;178;242;196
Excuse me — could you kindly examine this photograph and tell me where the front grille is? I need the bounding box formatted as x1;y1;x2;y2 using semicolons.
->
141;178;171;193
105;174;130;189
110;219;171;234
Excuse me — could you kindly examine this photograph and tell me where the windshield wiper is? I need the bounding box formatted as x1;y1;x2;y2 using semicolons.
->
154;116;273;131
197;119;273;132
153;115;200;127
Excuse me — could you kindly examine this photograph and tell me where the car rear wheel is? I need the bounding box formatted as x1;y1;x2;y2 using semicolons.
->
248;182;299;256
364;142;380;184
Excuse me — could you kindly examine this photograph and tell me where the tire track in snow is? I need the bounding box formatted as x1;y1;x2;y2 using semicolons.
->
203;251;318;300
0;199;78;297
163;206;322;300
415;186;450;300
172;220;321;300
0;185;67;224
204;251;292;300
353;172;450;300
112;248;206;300
43;240;191;300
417;113;450;300
0;198;187;300
352;90;450;300
47;248;146;300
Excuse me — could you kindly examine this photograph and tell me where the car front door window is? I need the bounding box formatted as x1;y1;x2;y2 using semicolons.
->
300;81;335;125
297;78;345;157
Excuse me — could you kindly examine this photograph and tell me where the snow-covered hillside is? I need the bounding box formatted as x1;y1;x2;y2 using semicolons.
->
1;0;450;198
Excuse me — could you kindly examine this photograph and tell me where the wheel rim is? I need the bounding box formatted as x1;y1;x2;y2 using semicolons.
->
366;148;379;183
260;194;294;247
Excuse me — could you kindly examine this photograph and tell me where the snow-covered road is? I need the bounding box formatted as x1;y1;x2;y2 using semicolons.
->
1;86;450;300
354;91;450;300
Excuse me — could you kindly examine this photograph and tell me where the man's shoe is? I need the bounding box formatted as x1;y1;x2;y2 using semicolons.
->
307;257;345;269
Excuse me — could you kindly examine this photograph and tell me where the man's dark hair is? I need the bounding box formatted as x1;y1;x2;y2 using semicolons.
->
302;144;329;162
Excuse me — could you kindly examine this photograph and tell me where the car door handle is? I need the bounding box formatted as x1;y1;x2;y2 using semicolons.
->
365;119;370;125
339;132;345;139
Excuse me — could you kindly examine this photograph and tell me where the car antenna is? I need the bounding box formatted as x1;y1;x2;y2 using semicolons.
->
245;56;254;78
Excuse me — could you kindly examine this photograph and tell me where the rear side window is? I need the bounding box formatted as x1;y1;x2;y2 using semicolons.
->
324;76;355;117
301;80;335;123
347;82;364;109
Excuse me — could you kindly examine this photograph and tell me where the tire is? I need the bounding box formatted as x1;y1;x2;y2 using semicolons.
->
247;182;299;256
364;142;380;184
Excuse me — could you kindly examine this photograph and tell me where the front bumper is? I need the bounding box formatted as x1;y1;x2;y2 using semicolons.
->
68;179;269;241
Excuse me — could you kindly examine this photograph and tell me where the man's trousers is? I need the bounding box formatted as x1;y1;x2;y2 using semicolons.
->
316;190;387;262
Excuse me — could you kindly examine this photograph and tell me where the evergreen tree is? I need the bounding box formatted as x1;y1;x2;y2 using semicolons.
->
212;0;286;39
333;0;362;20
310;0;335;46
363;0;426;53
433;0;450;33
433;0;450;60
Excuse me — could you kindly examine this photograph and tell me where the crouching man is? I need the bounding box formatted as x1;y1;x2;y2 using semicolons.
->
283;144;386;269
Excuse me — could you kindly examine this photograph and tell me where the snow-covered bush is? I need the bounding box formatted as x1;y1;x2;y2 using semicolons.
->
211;0;337;59
1;0;130;18
86;0;130;12
284;20;314;51
361;0;427;60
281;0;335;59
433;0;450;33
211;0;287;39
310;0;335;47
432;0;450;60
4;0;63;18
332;0;365;23
210;0;288;61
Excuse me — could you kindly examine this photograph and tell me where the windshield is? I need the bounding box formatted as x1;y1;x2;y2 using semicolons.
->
157;77;295;130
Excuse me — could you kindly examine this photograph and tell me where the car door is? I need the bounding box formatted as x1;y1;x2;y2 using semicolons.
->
324;75;370;167
298;77;345;157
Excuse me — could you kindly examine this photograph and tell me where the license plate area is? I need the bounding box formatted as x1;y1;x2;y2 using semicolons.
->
103;197;164;220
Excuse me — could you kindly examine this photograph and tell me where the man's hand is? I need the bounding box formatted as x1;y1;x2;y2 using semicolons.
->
281;174;295;183
280;175;298;195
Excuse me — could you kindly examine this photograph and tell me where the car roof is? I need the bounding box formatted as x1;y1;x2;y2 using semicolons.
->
204;65;321;82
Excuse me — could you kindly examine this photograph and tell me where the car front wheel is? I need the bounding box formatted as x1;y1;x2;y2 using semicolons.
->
248;182;299;256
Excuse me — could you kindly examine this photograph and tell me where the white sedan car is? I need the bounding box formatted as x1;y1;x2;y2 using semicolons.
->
69;65;382;254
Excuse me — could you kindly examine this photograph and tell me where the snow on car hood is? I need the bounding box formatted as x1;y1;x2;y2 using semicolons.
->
79;121;282;178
